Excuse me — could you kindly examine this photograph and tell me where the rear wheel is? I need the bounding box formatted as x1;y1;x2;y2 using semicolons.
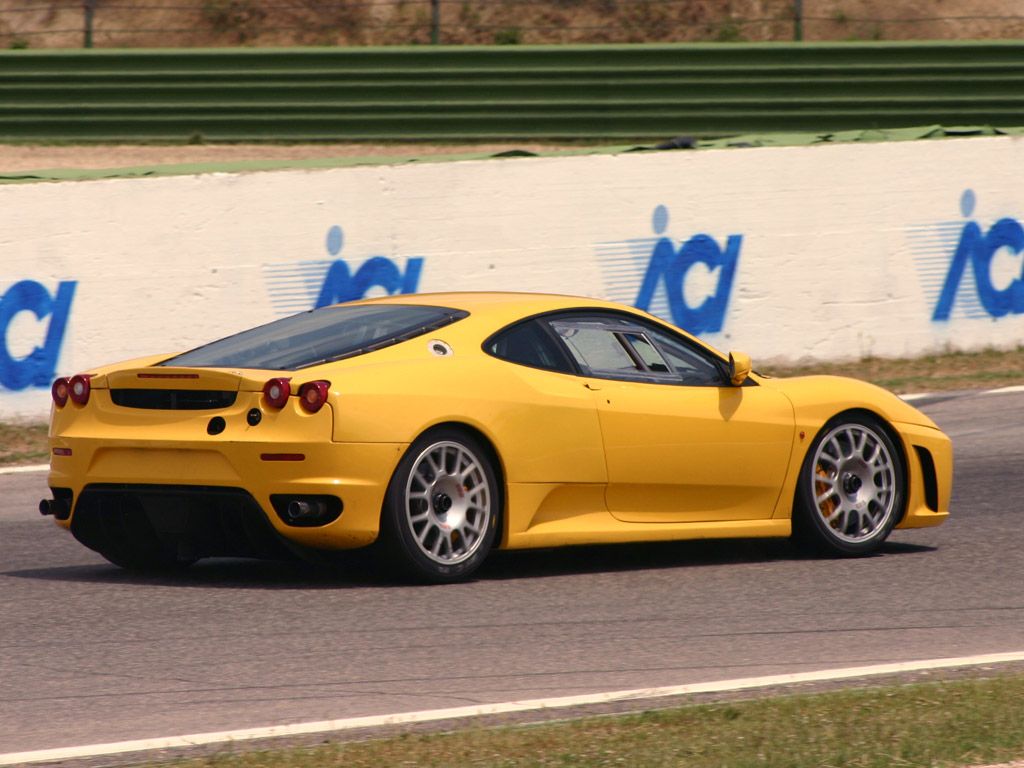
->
792;414;905;555
381;429;500;583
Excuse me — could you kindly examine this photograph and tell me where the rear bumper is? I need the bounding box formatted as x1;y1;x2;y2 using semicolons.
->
892;420;953;530
48;438;406;550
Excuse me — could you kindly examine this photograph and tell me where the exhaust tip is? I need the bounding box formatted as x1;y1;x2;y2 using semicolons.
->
39;496;71;520
271;495;343;528
286;500;321;520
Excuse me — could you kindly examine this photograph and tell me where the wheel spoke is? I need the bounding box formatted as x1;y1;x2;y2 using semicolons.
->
831;506;848;529
867;442;883;465
842;429;857;458
427;451;443;475
843;508;860;535
417;524;432;544
821;496;843;522
825;437;842;460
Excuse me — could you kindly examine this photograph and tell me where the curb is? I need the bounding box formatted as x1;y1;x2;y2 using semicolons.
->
0;463;49;475
899;383;1024;405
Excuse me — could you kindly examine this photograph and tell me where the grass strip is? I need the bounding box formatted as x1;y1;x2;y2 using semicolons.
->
3;345;1022;467
761;345;1024;394
0;421;48;467
157;673;1024;768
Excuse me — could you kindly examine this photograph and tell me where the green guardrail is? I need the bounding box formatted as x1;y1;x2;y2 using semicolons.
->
1;42;1023;141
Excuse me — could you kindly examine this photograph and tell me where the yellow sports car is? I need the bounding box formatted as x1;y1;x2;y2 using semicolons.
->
42;293;951;582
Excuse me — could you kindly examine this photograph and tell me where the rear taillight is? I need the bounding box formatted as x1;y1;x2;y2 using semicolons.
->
51;377;69;407
68;374;91;406
263;377;291;409
298;380;330;413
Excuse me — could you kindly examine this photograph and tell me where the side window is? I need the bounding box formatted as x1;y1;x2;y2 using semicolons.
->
486;320;574;373
542;311;727;386
645;326;725;386
552;323;640;373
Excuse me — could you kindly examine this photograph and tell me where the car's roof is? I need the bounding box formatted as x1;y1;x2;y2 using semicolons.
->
355;291;627;320
350;291;706;350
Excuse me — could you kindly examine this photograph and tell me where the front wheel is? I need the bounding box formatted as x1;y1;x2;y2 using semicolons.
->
792;415;905;556
381;429;500;582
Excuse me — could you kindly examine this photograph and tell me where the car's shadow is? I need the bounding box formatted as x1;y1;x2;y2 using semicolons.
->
481;538;934;580
3;539;936;589
3;554;385;590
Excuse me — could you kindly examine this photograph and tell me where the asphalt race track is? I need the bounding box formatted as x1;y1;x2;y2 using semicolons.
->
2;390;1023;759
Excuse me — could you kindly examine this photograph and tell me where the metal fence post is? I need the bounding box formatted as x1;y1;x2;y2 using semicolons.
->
793;0;803;41
83;0;96;48
430;0;440;44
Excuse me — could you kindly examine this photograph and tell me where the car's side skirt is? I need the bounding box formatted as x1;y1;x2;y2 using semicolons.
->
502;483;791;549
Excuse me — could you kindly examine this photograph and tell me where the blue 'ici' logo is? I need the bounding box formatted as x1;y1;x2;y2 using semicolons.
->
0;279;76;391
315;226;423;308
933;189;1024;321
634;205;741;334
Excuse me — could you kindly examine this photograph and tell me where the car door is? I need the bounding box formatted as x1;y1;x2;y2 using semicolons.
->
547;313;796;524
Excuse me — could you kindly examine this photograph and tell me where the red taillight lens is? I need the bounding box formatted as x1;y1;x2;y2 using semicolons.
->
262;377;291;409
68;374;91;405
51;377;69;407
298;380;330;413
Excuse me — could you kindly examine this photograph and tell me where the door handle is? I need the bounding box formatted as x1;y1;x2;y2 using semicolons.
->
584;382;601;391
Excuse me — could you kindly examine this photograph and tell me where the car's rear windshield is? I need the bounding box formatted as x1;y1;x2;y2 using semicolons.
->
160;304;468;370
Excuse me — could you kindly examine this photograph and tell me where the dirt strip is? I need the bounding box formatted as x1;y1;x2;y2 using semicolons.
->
0;143;578;173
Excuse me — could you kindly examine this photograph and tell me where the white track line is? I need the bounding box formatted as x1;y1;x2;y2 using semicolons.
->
982;384;1024;395
3;651;1024;766
902;384;1024;402
0;463;48;475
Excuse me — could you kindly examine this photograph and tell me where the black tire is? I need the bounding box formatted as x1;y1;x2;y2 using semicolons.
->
381;428;500;583
792;413;905;556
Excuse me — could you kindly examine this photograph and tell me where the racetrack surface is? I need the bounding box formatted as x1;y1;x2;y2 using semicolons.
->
1;390;1022;758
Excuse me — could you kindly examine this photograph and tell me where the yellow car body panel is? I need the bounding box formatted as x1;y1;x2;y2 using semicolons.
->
591;378;795;524
46;291;951;565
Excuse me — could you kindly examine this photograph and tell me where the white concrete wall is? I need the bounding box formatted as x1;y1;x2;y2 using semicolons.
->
4;135;1024;419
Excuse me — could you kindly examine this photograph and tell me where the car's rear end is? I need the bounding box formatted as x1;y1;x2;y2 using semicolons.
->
43;361;405;569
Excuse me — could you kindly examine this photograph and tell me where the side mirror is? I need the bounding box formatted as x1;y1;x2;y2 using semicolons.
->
728;351;752;386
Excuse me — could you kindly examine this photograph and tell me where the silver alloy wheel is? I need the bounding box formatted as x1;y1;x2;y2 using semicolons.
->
810;423;897;544
403;440;492;565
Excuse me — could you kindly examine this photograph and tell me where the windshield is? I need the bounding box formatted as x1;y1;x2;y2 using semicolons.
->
160;304;468;370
